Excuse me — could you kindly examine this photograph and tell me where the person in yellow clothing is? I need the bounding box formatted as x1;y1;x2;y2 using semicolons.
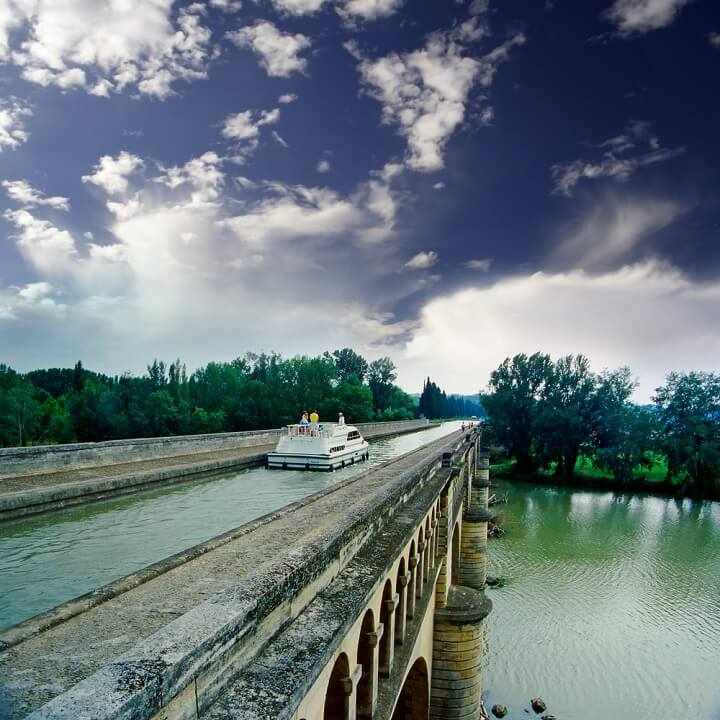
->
309;409;319;424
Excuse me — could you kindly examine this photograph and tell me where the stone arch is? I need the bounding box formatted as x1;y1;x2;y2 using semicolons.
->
424;515;432;575
395;557;407;645
324;652;351;720
451;521;461;585
356;609;377;719
379;578;394;676
391;656;430;720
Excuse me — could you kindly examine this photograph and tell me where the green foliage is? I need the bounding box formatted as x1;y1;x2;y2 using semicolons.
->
0;347;419;447
483;352;552;472
653;371;720;496
419;377;482;419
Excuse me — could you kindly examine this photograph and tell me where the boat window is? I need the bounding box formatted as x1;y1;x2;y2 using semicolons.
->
347;431;360;440
330;445;346;453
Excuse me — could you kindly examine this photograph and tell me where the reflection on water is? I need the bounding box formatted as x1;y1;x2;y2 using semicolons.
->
483;480;720;720
0;422;463;631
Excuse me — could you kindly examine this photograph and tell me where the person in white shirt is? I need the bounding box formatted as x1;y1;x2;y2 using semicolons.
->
338;412;345;425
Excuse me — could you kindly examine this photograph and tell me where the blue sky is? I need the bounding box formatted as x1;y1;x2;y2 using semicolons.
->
0;0;719;400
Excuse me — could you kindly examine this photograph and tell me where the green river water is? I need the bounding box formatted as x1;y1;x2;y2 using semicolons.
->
482;479;720;719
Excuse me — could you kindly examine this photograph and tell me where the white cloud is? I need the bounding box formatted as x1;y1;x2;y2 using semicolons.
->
0;1;214;99
603;0;694;36
272;130;289;148
353;30;524;171
317;159;331;173
399;260;720;402
270;0;327;14
709;32;720;48
82;151;144;195
221;107;280;158
338;0;404;22
405;250;438;269
3;209;78;274
223;183;364;245
551;121;684;196
553;195;686;270
155;151;224;205
278;93;298;104
479;106;494;125
433;181;445;190
227;21;310;77
2;180;70;210
0;98;31;151
0;282;66;321
464;258;492;271
209;0;243;10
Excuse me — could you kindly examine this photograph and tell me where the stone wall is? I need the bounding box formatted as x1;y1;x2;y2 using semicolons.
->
0;420;428;478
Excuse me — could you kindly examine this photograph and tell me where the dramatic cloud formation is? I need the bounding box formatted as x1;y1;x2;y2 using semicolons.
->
227;21;310;77
0;1;215;98
400;260;720;402
0;99;31;151
551;121;684;196
2;180;70;211
553;195;686;270
603;0;694;36
352;28;524;171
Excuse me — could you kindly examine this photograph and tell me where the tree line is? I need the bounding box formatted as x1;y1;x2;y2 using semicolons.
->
419;378;482;419
482;353;720;498
0;349;424;448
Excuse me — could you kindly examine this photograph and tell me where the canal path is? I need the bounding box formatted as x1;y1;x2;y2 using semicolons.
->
483;479;720;719
0;421;464;632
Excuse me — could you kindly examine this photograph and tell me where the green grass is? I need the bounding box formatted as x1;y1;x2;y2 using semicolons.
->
492;454;677;487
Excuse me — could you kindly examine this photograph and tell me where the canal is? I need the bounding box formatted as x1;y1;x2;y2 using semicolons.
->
483;479;720;719
0;421;464;632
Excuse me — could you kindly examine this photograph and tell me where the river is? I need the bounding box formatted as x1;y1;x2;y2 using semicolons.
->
483;479;720;719
0;421;464;632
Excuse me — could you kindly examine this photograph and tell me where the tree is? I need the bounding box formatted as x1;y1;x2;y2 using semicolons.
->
368;357;397;414
591;368;656;484
483;353;552;472
534;355;596;480
327;348;369;383
654;372;720;496
2;381;40;446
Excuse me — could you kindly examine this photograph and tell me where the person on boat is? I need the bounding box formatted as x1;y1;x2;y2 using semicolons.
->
310;409;319;424
338;412;345;426
300;411;310;425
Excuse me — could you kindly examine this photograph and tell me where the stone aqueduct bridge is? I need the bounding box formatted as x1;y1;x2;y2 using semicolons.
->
0;428;494;720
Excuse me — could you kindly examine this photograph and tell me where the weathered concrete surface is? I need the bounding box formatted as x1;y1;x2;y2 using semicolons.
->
202;470;449;719
0;420;428;521
0;429;458;720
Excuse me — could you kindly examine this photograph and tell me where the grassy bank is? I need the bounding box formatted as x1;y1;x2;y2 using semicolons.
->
489;456;709;499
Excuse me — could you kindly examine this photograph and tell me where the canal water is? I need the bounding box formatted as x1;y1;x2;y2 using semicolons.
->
483;479;720;719
0;421;464;632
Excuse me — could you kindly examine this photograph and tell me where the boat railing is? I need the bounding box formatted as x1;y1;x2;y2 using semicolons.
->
286;423;336;439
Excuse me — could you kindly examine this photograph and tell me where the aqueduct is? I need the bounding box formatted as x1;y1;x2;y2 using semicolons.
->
0;428;493;720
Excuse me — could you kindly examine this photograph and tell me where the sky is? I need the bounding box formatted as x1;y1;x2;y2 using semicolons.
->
0;0;719;401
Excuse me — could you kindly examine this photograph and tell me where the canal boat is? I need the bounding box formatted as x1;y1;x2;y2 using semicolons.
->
267;423;369;471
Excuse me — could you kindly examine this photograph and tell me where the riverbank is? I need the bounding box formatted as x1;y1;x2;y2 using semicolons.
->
489;460;720;500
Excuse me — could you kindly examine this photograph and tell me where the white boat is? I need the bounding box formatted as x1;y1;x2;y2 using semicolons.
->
267;423;370;471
